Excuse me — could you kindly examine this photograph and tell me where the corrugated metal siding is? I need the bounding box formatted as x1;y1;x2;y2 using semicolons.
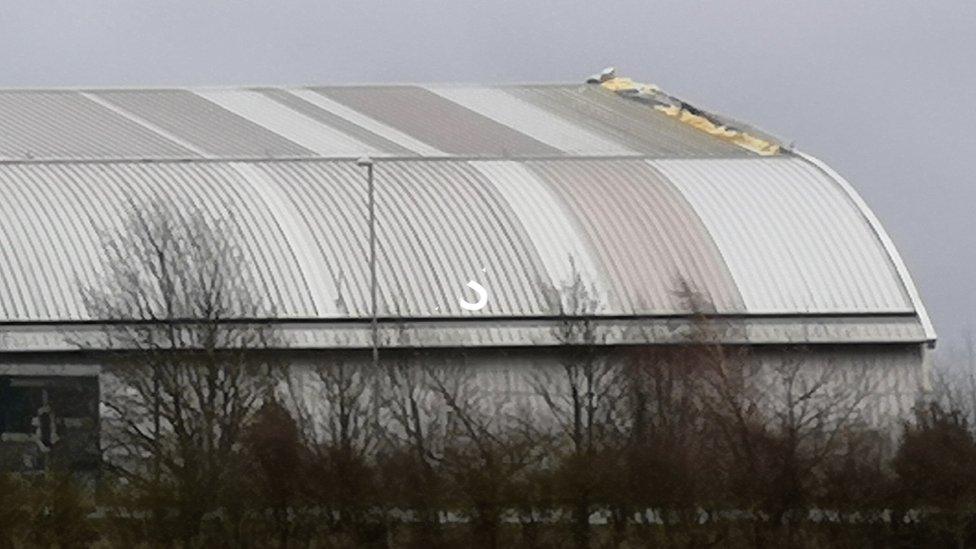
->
428;87;637;156
654;158;913;313
0;91;194;160
525;160;746;313
313;86;562;157
93;89;314;158
509;85;751;158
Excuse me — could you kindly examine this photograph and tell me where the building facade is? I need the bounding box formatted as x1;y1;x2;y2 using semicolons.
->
0;77;935;472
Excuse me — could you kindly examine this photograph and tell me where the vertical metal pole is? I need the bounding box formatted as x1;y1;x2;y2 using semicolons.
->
358;157;378;369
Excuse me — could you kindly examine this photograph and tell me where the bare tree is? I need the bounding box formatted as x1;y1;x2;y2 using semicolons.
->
379;348;448;545
284;356;381;540
81;202;278;543
693;342;876;546
532;270;624;549
427;357;543;549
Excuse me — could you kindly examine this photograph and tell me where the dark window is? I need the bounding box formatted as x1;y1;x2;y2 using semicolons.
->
0;378;41;434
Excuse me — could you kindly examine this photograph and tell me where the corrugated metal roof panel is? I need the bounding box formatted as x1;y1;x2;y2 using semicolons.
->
93;89;314;158
524;159;746;313
255;88;415;156
509;85;751;158
469;161;616;311
240;161;375;316
0;90;195;160
373;161;553;315
798;152;936;340
654;157;913;314
0;154;926;346
428;86;637;156
0;85;771;161
313;86;562;157
281;89;445;156
216;161;553;317
193;90;384;157
0;162;331;320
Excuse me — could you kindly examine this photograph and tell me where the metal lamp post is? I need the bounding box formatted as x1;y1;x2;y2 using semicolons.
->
356;156;379;369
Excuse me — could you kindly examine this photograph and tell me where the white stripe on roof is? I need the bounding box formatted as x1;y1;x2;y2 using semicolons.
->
289;89;446;156
427;86;637;156
194;89;381;157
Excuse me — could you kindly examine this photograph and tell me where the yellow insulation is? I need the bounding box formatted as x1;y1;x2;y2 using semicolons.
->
601;77;780;156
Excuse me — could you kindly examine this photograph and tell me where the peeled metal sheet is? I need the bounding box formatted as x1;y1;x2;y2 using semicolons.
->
654;157;913;314
428;86;636;156
0;91;194;160
93;89;314;158
313;86;561;157
509;85;751;158
525;159;746;313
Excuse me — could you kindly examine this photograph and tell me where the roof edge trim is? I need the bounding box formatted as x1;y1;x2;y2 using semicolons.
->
796;151;936;343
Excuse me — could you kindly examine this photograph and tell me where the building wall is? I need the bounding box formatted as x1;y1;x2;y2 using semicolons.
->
0;343;927;472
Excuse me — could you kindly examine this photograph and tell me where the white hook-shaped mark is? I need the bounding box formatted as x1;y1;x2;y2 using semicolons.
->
458;280;489;311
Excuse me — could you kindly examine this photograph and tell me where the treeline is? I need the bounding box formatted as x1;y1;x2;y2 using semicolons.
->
3;348;976;548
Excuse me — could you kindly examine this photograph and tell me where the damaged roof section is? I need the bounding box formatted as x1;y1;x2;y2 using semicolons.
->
0;74;783;161
589;67;784;156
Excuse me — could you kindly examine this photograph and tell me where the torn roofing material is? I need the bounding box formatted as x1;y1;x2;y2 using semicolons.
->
592;67;783;156
1;79;779;162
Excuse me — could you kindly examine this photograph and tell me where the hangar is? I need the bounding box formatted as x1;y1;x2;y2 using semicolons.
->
0;73;935;472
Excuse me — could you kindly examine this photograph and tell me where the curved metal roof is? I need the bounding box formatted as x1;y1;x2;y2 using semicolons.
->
0;84;933;348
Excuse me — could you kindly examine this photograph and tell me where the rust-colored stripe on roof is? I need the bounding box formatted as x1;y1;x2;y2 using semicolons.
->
526;159;746;313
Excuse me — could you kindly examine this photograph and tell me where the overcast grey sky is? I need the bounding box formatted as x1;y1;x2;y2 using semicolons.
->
2;1;973;354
